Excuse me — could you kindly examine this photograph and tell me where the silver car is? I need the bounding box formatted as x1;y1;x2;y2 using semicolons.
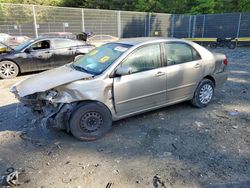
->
11;38;228;141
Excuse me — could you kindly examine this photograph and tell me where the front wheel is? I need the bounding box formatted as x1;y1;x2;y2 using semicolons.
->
69;102;112;141
0;61;19;79
191;79;215;108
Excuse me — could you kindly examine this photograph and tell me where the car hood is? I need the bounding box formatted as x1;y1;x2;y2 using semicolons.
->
11;64;93;97
0;42;15;55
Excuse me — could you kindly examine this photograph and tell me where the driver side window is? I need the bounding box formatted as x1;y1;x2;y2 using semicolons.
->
122;44;161;73
30;40;50;51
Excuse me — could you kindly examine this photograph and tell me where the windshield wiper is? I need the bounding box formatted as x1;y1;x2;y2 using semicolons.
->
71;64;95;75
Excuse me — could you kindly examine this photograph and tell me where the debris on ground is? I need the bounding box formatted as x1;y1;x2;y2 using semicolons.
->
153;175;166;188
112;169;119;175
1;167;29;187
232;125;238;129
105;182;113;188
20;133;47;146
194;121;204;127
228;111;239;116
45;142;62;156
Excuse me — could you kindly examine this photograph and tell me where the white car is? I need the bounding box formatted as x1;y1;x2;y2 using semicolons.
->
88;35;119;47
0;33;11;43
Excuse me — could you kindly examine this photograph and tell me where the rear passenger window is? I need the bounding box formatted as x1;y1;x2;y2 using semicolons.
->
53;39;73;49
192;47;201;60
165;43;201;66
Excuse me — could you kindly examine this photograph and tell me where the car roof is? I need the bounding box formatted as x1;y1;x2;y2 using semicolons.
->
35;37;74;40
40;32;73;35
115;37;189;46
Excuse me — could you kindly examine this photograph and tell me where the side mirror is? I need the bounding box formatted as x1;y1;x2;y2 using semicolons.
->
24;48;31;53
115;66;132;76
74;55;84;62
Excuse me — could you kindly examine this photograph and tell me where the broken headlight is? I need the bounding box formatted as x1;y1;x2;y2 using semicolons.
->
40;90;59;101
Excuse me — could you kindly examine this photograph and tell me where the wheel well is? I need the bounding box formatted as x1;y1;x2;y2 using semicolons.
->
73;100;112;116
1;59;20;73
204;75;215;86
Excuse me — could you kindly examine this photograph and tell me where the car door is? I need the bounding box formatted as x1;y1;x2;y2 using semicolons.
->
164;42;203;102
51;39;75;67
21;39;53;71
113;43;167;117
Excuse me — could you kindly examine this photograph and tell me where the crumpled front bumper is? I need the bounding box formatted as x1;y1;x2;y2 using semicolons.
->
15;92;76;131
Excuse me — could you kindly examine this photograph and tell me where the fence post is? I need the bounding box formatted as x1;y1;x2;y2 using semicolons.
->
117;11;121;38
188;16;192;38
19;25;22;35
32;5;38;38
81;8;85;32
201;15;206;38
192;16;196;38
148;13;151;37
236;13;242;38
171;15;175;37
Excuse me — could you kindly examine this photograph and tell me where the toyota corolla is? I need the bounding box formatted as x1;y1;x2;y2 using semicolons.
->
11;38;228;141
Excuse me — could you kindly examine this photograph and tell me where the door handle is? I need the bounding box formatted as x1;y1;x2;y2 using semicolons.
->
194;63;201;68
68;48;73;50
45;51;51;54
155;71;165;77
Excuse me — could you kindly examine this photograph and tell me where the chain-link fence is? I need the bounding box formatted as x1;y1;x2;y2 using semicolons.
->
0;3;250;39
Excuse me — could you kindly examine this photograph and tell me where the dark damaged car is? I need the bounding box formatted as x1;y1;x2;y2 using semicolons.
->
0;37;95;79
11;38;228;141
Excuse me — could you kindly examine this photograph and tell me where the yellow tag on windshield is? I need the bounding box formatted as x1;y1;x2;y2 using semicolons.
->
89;50;98;56
99;56;110;63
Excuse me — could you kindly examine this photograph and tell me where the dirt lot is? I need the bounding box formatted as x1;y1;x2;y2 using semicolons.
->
0;47;249;188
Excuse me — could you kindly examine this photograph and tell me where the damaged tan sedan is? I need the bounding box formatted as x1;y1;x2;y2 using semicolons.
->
11;38;228;141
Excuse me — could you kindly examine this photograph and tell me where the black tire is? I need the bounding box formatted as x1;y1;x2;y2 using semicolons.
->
0;61;19;79
191;79;215;108
69;102;112;141
210;42;217;49
227;42;236;49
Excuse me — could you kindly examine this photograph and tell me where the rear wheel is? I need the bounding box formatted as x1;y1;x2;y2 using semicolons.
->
0;61;19;79
210;42;217;49
227;42;236;49
69;102;112;141
191;79;215;108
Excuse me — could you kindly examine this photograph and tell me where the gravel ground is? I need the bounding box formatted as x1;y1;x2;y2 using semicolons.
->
0;47;249;188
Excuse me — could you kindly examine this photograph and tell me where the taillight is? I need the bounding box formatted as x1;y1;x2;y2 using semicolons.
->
223;59;228;65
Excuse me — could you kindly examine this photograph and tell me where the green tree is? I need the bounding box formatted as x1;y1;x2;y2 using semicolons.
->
0;0;249;14
0;0;62;6
189;0;215;14
239;0;250;12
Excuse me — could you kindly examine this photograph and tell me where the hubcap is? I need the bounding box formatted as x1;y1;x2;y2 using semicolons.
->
80;112;103;133
199;84;213;104
0;63;15;77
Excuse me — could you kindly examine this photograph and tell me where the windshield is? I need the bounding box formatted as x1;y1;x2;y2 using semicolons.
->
72;43;132;75
14;39;33;51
